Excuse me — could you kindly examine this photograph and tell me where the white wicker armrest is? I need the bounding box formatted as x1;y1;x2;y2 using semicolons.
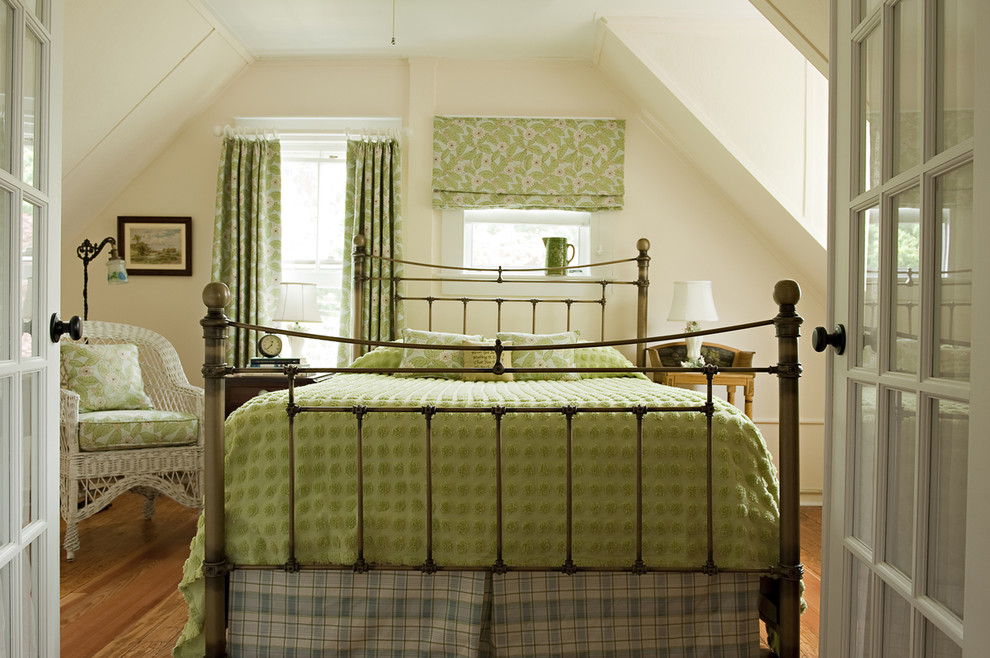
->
60;388;81;455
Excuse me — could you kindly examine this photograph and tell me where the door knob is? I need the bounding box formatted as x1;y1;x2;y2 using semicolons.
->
811;324;846;355
50;313;83;343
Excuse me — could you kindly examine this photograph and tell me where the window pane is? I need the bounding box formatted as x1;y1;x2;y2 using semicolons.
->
281;159;319;264
0;561;10;656
936;0;974;152
860;27;883;192
891;187;921;374
933;162;972;381
884;390;916;576
22;27;41;188
464;209;590;273
0;3;11;173
927;398;968;618
318;160;345;264
881;583;912;657
847;555;874;658
20;201;38;358
852;383;877;544
925;620;961;657
893;0;923;175
857;205;881;369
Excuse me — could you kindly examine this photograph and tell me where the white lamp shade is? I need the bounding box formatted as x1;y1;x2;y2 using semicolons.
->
667;280;719;322
273;282;322;323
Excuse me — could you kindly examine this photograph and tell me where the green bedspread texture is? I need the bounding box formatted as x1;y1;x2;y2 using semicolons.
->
173;346;780;657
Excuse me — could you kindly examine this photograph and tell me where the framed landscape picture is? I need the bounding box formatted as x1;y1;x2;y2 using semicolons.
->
117;216;192;276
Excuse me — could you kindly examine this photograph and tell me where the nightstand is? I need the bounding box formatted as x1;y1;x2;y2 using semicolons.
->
224;371;325;418
646;342;756;420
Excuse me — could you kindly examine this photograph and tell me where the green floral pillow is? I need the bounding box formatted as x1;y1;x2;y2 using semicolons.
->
495;331;580;380
60;343;154;412
398;328;484;378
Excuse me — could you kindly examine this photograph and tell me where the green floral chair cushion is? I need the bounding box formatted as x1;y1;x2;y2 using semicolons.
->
495;331;580;380
60;343;154;412
398;328;484;378
76;410;199;452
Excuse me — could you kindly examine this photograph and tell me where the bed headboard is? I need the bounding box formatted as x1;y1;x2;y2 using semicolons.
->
349;236;651;366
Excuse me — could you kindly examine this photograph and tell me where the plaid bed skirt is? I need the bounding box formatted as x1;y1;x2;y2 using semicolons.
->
228;569;761;657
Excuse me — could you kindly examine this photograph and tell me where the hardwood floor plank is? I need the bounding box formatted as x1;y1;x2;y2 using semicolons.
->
60;494;823;657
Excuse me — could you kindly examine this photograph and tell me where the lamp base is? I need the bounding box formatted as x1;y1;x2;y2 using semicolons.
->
685;334;703;362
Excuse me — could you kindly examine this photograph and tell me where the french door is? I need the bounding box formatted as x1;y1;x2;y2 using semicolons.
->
822;0;990;656
0;0;61;655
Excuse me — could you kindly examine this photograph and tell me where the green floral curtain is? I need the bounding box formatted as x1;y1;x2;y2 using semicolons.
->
432;116;625;210
338;137;403;365
211;136;282;365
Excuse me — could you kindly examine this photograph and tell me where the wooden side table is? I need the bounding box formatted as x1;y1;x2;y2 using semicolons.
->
224;371;325;418
646;342;756;420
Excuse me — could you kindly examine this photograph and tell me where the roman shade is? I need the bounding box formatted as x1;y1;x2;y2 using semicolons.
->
432;116;624;211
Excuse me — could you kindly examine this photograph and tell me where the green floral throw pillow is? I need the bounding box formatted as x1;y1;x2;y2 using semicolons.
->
61;343;154;412
495;331;580;380
398;328;484;378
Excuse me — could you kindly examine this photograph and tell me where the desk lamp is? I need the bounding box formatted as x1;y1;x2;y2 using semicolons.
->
667;280;718;363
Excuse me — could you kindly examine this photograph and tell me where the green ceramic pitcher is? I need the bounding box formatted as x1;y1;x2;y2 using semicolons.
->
543;237;575;276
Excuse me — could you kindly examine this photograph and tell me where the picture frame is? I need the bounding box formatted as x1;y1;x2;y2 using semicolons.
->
117;216;192;276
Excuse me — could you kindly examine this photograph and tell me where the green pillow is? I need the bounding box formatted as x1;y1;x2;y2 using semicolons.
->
398;328;484;378
574;345;649;379
461;342;513;381
495;331;580;380
60;343;154;412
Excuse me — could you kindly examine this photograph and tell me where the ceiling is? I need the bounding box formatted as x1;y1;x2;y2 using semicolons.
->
197;0;756;60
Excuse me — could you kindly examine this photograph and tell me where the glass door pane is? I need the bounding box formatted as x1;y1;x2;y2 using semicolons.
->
925;621;962;657
20;201;38;358
20;371;39;527
0;2;11;174
933;163;972;381
881;583;913;656
891;186;921;374
851;383;877;544
884;389;916;576
857;205;881;369
893;0;923;175
847;555;874;657
0;376;9;545
860;27;883;193
936;0;974;152
21;26;41;188
927;398;968;618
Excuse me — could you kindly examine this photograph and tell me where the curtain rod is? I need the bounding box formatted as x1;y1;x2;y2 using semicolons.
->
212;124;403;142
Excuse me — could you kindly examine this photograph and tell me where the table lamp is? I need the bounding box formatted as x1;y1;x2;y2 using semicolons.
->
273;282;322;358
667;280;718;363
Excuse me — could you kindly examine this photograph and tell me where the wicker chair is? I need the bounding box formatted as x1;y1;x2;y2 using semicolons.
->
59;322;204;560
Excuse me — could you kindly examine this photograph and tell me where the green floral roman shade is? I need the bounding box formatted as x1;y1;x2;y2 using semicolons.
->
432;116;624;211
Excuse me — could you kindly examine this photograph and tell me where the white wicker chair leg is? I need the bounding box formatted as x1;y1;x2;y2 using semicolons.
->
142;492;157;520
64;521;79;561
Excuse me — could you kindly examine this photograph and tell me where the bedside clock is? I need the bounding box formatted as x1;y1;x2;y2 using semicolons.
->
257;333;283;358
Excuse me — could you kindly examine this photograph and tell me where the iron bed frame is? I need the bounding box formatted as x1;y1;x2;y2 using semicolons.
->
197;237;805;656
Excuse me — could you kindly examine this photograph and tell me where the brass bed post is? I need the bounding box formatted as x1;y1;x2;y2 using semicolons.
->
201;282;232;658
635;238;650;367
772;279;803;658
351;234;367;362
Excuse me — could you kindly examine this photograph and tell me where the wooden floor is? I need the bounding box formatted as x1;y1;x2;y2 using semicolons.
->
60;494;823;656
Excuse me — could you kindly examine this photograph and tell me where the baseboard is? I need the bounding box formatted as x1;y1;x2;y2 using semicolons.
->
800;490;823;506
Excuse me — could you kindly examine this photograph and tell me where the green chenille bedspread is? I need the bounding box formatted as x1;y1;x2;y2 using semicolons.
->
173;347;780;657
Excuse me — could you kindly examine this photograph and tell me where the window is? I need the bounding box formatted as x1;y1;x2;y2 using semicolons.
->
234;117;402;364
280;136;347;365
442;208;611;278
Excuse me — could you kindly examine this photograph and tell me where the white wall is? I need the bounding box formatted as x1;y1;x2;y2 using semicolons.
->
62;57;826;496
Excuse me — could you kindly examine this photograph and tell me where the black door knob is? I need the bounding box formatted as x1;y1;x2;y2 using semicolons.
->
50;313;83;343
811;324;846;355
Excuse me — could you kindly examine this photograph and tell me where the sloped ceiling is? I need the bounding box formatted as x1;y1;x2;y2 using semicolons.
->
62;0;251;241
62;0;827;246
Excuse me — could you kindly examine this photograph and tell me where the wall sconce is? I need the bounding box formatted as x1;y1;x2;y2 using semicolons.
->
77;237;128;320
667;280;719;363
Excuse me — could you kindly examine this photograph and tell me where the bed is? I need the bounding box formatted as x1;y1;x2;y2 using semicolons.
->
174;238;805;657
